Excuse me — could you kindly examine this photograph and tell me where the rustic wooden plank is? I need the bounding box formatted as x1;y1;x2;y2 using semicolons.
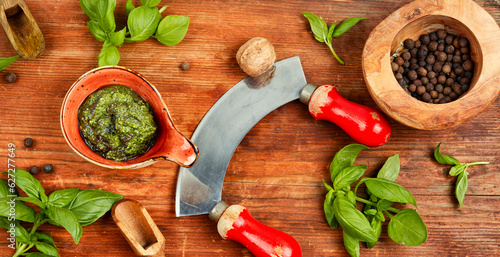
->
0;0;499;256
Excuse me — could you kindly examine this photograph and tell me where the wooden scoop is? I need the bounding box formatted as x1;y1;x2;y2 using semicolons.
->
112;199;165;257
0;0;44;59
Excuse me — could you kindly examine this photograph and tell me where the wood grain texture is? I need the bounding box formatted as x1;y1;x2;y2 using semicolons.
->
0;0;498;256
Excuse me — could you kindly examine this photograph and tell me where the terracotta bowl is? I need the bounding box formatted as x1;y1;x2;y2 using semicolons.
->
362;0;500;130
61;66;199;169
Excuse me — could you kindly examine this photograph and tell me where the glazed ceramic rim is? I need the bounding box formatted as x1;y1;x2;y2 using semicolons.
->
362;0;500;130
60;66;172;169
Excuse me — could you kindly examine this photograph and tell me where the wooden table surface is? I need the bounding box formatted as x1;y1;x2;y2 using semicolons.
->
1;0;499;256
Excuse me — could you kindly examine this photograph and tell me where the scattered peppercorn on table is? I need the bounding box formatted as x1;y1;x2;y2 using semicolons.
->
0;0;499;256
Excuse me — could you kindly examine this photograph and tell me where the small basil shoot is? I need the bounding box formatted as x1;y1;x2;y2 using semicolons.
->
434;142;489;207
80;0;190;66
0;169;122;256
303;12;367;65
324;145;427;257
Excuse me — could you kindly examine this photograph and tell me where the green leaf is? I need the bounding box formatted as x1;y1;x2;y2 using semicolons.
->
79;0;116;32
326;22;337;45
376;199;393;211
13;196;45;208
15;224;31;244
35;242;59;257
365;178;417;207
377;154;400;182
65;189;123;226
87;20;108;42
334;195;377;242
330;144;369;182
449;164;465;176
155;15;190;46
366;217;381;248
302;12;328;43
0;197;36;222
98;41;120;67
0;180;13;197
35;232;56;248
323;180;334;191
0;217;9;229
456;171;469;207
9;169;47;201
434;142;460;166
375;210;385;222
140;0;161;7
46;206;82;244
0;55;20;71
126;6;161;42
332;17;367;38
25;253;56;257
334;165;367;190
387;209;427;246
364;209;377;216
110;27;126;47
49;188;79;208
125;0;135;16
324;190;338;229
343;230;360;257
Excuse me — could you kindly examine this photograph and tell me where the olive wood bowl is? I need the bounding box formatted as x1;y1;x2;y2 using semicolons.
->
61;66;198;169
362;0;500;130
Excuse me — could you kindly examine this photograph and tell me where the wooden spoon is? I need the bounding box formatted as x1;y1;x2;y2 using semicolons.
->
0;0;44;59
112;199;165;257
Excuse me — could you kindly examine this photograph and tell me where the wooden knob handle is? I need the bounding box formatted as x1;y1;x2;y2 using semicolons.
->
215;203;302;257
307;85;392;147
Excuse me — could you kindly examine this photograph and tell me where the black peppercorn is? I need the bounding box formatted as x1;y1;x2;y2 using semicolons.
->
443;86;452;95
407;70;418;80
403;61;410;68
426;54;436;65
427;71;436;79
436;29;447;39
452;83;463;95
458;37;469;47
395;56;404;66
395;73;403;81
6;73;16;83
464;71;473;79
414;40;421;48
430;90;438;99
397;66;404;74
437;44;445;52
442;64;451;74
437;75;446;85
391;62;399;72
409;84;417;92
414;79;423;87
422;92;432;102
461;84;469;92
430;77;438;85
24;138;34;148
435;84;444;93
454;66;464;76
416;85;426;95
462;54;470;61
428;41;438;52
417;67;427;77
449;92;458;100
410;64;420;70
410;48;418;57
452;55;461;63
430;32;438;41
180;62;190;71
418;46;428;58
453;38;460;48
420;34;430;45
404;39;415;49
433;62;443;73
462;60;473;71
459;77;470;86
437;52;447;62
402;51;411;60
445;35;454;45
43;164;54;173
445;77;454;86
426;83;434;92
421;77;429;85
29;165;39;175
460;47;470;54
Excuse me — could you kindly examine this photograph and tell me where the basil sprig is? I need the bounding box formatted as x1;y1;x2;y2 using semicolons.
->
0;169;122;257
303;12;366;65
80;0;190;66
434;142;489;207
324;144;427;257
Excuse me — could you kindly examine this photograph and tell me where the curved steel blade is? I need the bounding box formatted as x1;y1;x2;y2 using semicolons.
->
175;56;306;216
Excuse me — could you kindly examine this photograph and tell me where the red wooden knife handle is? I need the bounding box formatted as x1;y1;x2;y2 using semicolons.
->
210;202;302;257
302;84;391;147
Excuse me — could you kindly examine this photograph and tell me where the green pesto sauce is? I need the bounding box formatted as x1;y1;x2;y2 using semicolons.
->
78;85;157;161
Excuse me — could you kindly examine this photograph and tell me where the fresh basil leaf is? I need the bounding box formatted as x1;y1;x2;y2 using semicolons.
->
330;144;369;182
365;178;417;207
25;253;55;257
334;165;367;190
35;242;59;257
364;209;377;216
434;142;460;166
334;195;377;242
15;224;31;244
10;169;47;201
332;17;367;38
302;12;328;43
0;180;13;197
65;189;123;226
0;217;9;229
449;164;465;176
324;190;338;229
377;154;400;182
155;15;190;46
323;180;334;191
13;196;45;208
343;230;360;257
0;197;36;222
376;199;393;211
79;0;116;32
366;218;381;248
0;55;20;71
35;232;56;248
87;20;108;42
48;188;79;208
140;0;161;7
110;27;126;47
387;209;427;246
375;210;385;222
98;41;120;67
326;22;337;45
46;206;82;244
456;171;468;207
126;6;161;43
125;0;135;16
